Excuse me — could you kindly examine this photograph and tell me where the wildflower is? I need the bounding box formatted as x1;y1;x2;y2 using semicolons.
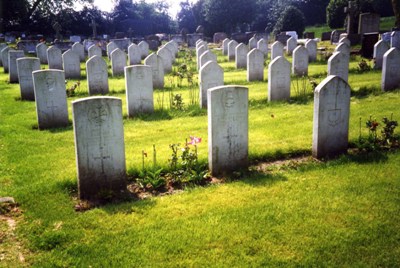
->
187;136;202;145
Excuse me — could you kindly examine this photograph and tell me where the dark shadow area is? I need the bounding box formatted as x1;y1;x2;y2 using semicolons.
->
235;170;289;187
31;121;73;132
124;109;173;121
351;85;381;99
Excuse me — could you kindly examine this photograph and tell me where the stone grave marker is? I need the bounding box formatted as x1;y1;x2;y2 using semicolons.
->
196;45;208;70
214;32;228;44
17;57;41;100
157;46;173;73
107;42;118;59
271;41;284;60
228;40;239;61
286;37;297;56
334;42;351;56
16;40;39;54
110;48;127;77
0;43;7;67
88;45;102;58
9;50;25;83
382;32;391;44
87;55;109;95
125;65;154;116
138;41;149;59
305;39;317;62
208;85;248;176
303;32;315;39
247;48;264;82
187;33;203;47
70;35;81;43
331;30;345;44
257;38;268;56
128;43;142;65
328;52;349;83
144;53;164;89
235;43;249;69
249;36;258;50
1;46;10;73
321;32;332;41
32;69;69;129
276;33;290;45
36;43;48;64
199;50;217;70
72;96;126;200
312;75;351;159
292;45;309;76
373;40;389;69
358;13;380;34
381;48;400;91
199;61;224;108
110;39;131;52
268;56;291;101
339;37;351;47
361;33;379;58
53;41;74;52
47;46;63;70
222;38;230;55
72;42;85;62
62;49;81;79
391;31;400;49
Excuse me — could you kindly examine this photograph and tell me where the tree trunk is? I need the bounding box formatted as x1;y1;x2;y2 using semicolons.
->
392;0;400;29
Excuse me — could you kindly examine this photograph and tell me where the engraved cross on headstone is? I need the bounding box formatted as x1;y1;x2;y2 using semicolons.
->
90;19;99;39
344;1;357;34
94;145;111;174
47;100;58;118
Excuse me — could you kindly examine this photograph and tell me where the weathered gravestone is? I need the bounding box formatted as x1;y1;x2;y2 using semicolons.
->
228;40;239;61
292;45;309;76
381;48;400;91
16;57;41;100
248;36;258;50
334;42;351;57
208;86;248;176
88;44;102;58
199;61;224;108
235;43;248;69
138;41;149;59
128;43;142;65
196;45;208;70
361;33;379;58
247;48;264;82
0;44;7;67
382;32;391;44
187;33;203;47
110;39;131;52
328;52;349;83
373;40;389;69
72;42;85;62
276;33;290;45
199;50;217;70
213;32;228;44
286;37;297;56
125;65;154;116
331;30;346;44
16;40;39;54
222;38;230;55
358;13;380;34
312;75;351;159
144;53;164;89
321;32;332;41
271;41;284;60
339;37;351;47
305;39;317;62
86;55;109;95
110;48;127;77
268;56;291;101
70;35;81;43
72;96;126;200
303;32;315;39
157;46;173;73
36;43;48;64
1;47;10;73
257;38;268;56
62;49;81;79
9;50;25;83
47;46;63;70
390;31;400;49
165;41;178;57
107;42;118;59
32;70;69;129
53;41;74;52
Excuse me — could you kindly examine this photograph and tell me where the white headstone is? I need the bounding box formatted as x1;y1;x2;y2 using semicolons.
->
32;70;69;129
1;47;10;73
292;45;309;76
70;35;81;43
157;46;173;73
222;38;230;55
125;65;154;116
338;37;351;47
107;42;118;59
144;53;164;89
271;41;284;60
312;75;351;159
86;55;109;95
286;37;297;55
328;52;349;83
199;61;224;108
208;85;248;175
235;43;249;69
334;42;350;56
62;49;81;79
228;40;239;61
196;45;208;70
257;38;268;56
305;39;317;62
247;48;264;82
8;50;25;83
268;56;291;101
47;46;63;70
138;41;149;59
199;50;217;70
196;41;208;51
17;57;41;100
128;43;142;65
391;31;400;49
36;43;48;64
381;47;400;91
373;40;390;70
88;45;102;59
72;42;85;62
249;36;258;50
72;96;126;200
110;48;127;77
165;41;177;58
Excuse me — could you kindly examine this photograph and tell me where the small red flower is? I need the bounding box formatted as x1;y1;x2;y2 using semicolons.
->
187;136;202;145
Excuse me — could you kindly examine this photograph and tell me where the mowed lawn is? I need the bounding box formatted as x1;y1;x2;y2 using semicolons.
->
0;42;399;267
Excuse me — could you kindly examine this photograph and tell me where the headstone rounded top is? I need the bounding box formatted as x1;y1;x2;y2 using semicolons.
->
72;96;122;106
33;69;64;75
315;75;350;94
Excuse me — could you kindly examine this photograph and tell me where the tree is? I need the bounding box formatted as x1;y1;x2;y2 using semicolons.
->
177;1;197;33
252;0;290;33
392;0;400;28
293;0;330;26
273;5;306;36
26;0;94;18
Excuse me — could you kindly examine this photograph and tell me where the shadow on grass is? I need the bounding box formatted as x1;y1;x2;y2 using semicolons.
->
31;121;73;132
240;170;288;187
124;110;173;121
351;85;381;99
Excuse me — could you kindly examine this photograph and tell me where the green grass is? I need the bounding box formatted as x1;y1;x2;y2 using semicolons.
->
0;39;399;267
